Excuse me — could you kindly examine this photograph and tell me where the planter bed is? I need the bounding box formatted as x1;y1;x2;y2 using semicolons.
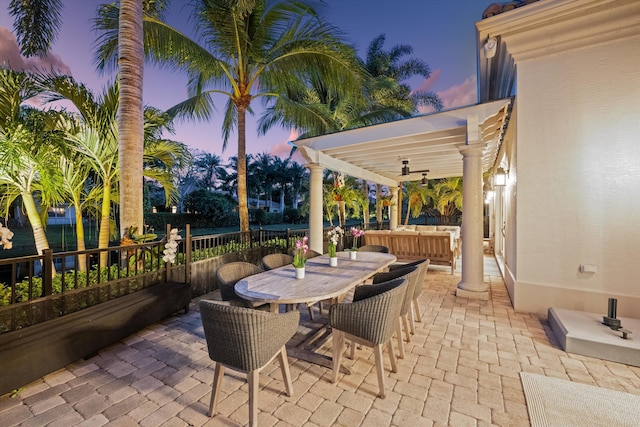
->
0;280;190;397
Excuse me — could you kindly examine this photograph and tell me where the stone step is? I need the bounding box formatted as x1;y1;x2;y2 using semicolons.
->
548;307;640;367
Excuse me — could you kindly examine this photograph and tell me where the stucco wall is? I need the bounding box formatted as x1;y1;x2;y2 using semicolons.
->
513;35;640;316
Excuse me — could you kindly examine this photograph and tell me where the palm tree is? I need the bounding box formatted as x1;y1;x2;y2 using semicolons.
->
403;180;433;226
250;152;278;211
364;33;443;113
272;156;290;212
8;0;155;242
116;0;145;241
41;75;186;264
434;177;463;223
56;137;94;271
287;161;308;210
271;33;443;224
194;152;225;191
94;0;362;233
330;173;363;227
0;69;61;258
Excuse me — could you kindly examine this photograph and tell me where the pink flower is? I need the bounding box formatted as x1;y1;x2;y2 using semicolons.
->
293;236;309;267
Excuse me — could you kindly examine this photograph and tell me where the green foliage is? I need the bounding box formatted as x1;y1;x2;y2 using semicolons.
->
183;190;238;224
253;208;267;225
0;264;145;307
249;209;283;226
8;0;63;58
283;208;300;224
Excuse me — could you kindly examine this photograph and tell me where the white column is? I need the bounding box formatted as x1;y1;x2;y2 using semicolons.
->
306;163;324;254
456;144;488;300
389;186;399;230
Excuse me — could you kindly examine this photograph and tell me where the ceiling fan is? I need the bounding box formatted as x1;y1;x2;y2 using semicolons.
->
400;160;429;178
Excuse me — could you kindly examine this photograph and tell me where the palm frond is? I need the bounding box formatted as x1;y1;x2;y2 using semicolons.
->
9;0;63;58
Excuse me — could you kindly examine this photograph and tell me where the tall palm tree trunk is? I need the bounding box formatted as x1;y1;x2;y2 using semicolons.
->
361;180;369;227
237;107;250;233
98;183;111;266
279;190;285;212
22;192;56;275
404;202;411;226
118;0;144;239
74;203;87;272
338;201;346;227
376;184;383;223
22;193;50;256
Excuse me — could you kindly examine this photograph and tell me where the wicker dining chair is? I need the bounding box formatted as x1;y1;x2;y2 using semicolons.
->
329;277;408;398
216;262;268;309
260;253;294;271
199;300;299;426
367;265;418;359
389;259;430;326
358;244;390;253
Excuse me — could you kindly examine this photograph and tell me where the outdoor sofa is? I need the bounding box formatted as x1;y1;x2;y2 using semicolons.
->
364;225;460;273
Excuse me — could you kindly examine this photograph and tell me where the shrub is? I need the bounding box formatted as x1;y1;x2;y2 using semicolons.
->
283;207;300;224
254;208;268;225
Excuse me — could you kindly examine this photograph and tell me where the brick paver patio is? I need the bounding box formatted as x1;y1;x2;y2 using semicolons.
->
1;257;639;426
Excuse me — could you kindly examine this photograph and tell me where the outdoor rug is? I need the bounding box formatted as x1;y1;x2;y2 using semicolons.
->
520;372;640;426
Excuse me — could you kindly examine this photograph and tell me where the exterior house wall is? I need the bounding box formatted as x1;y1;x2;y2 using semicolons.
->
512;34;640;316
479;0;640;317
496;101;518;302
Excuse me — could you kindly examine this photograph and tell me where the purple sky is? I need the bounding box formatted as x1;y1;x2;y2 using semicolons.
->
0;0;488;163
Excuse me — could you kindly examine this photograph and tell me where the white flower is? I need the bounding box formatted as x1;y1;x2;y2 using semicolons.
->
163;228;181;264
0;222;14;250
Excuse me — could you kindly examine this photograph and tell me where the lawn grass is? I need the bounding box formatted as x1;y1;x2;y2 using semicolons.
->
1;219;362;259
0;220;327;259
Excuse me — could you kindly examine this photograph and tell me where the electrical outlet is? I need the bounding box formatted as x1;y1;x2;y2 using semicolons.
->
579;264;597;273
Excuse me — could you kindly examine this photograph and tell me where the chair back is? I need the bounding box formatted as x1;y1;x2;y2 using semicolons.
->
411;259;430;299
390;259;430;299
354;265;417;302
199;300;299;371
358;244;389;253
371;265;418;316
330;277;407;344
261;253;294;271
216;262;263;301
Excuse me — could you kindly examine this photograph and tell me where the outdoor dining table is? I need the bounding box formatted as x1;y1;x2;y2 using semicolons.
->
234;251;397;372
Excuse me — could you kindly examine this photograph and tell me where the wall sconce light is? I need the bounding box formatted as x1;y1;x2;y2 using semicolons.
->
171;205;178;214
152;206;157;213
421;173;428;187
484;37;497;59
494;167;507;186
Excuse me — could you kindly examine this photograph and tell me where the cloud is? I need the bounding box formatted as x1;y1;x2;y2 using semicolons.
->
269;129;306;164
0;26;71;74
415;68;441;92
437;75;478;109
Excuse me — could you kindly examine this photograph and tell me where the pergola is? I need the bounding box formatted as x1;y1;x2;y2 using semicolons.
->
293;98;512;299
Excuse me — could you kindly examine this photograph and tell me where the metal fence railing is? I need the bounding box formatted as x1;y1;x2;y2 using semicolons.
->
0;218;459;334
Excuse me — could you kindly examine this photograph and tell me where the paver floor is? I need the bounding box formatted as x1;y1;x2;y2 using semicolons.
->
1;257;639;426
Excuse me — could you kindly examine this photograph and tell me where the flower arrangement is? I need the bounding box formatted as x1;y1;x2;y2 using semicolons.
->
292;236;309;268
0;222;14;250
162;228;182;264
350;227;364;250
326;226;344;257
